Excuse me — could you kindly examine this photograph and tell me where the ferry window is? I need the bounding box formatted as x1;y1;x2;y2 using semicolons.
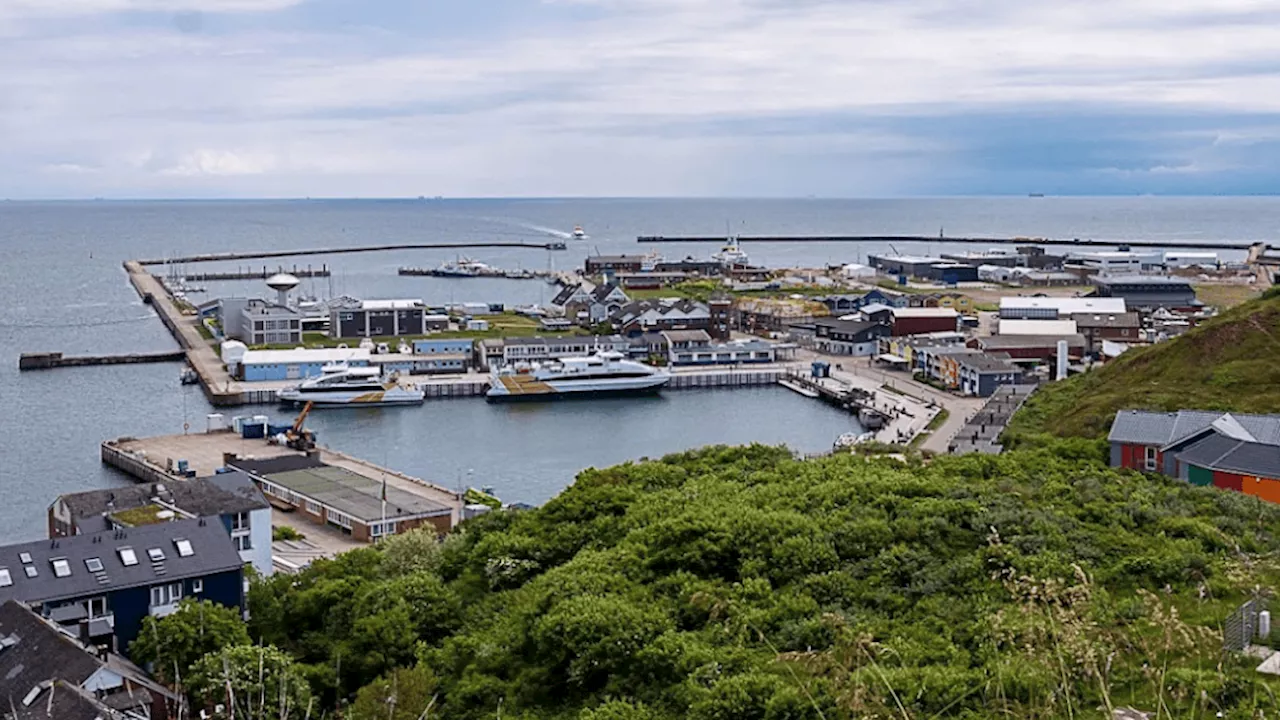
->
50;558;71;578
85;557;104;572
0;569;11;587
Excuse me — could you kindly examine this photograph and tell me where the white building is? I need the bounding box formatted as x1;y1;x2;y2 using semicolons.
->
841;263;876;280
998;297;1127;320
997;319;1080;336
218;298;303;346
1069;251;1163;274
1163;251;1219;268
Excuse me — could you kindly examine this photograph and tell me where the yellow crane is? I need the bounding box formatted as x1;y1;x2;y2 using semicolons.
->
286;401;315;451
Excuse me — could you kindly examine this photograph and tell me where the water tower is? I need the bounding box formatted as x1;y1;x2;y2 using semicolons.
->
265;272;300;307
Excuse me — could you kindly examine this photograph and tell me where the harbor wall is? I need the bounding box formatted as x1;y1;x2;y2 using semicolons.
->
19;351;185;370
101;440;176;485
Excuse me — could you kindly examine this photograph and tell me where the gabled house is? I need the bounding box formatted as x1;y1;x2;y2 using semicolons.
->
790;318;891;356
577;284;630;325
550;283;592;311
1108;410;1280;501
0;518;246;654
0;600;179;719
611;299;717;337
49;472;273;577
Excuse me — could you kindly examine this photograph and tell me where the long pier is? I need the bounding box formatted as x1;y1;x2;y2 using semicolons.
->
637;235;1263;251
183;265;331;281
19;350;186;371
137;242;563;266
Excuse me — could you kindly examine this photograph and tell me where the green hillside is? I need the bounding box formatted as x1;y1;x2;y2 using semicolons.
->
1007;287;1280;442
234;444;1280;719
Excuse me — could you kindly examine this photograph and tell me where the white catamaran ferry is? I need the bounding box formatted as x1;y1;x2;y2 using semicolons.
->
486;351;670;401
278;364;425;406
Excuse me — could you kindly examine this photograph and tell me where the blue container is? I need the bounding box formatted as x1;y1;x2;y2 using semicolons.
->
177;459;189;472
241;423;265;439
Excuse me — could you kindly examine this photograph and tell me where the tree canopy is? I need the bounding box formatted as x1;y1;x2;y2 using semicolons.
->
239;442;1280;718
130;598;251;686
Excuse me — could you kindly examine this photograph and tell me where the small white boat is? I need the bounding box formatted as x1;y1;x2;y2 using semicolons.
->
572;225;586;238
279;365;424;406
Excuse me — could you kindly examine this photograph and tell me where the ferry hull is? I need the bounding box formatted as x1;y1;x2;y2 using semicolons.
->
485;374;670;402
278;388;425;407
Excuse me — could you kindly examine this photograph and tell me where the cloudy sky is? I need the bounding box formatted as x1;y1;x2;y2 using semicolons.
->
5;0;1280;198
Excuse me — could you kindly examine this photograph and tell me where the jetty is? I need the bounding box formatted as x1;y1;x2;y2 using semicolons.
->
19;350;185;371
136;242;563;266
182;265;330;281
398;266;548;280
637;235;1265;252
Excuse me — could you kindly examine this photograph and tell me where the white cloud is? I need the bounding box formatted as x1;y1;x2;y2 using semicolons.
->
6;0;1280;196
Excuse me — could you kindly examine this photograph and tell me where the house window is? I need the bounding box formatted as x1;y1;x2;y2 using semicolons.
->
235;535;253;552
175;539;194;557
0;569;10;587
1145;446;1157;471
370;521;397;538
50;558;71;578
305;500;321;515
193;579;203;593
150;582;183;607
85;558;104;572
147;548;165;562
87;596;108;619
230;512;249;532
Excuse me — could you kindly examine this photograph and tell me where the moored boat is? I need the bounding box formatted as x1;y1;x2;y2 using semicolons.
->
279;364;425;406
486;351;669;401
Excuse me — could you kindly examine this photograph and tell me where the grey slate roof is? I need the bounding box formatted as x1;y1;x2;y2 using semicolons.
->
0;518;243;606
0;601;170;720
1176;435;1280;478
1070;312;1141;329
550;284;581;307
1108;410;1280;447
956;353;1019;373
57;472;268;531
976;334;1087;350
9;680;124;720
590;283;623;303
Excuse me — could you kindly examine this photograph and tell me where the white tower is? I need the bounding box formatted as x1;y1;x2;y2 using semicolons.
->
1056;339;1069;381
265;272;300;308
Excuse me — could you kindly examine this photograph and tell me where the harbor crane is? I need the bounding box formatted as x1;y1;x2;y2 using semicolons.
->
286;401;316;451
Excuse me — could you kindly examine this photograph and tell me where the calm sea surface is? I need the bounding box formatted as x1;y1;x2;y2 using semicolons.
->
2;197;1278;540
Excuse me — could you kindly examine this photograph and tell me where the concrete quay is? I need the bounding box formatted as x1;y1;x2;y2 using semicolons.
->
125;260;258;406
102;430;465;526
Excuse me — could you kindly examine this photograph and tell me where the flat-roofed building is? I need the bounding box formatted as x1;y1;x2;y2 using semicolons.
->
218;298;303;346
329;299;437;338
1092;276;1200;311
997;319;1079;336
231;347;372;382
999;297;1126;319
231;455;457;542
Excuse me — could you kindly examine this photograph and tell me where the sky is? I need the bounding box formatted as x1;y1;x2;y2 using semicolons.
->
5;0;1280;198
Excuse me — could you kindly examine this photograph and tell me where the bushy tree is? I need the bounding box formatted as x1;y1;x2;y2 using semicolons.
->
348;665;438;720
186;644;312;720
129;598;251;686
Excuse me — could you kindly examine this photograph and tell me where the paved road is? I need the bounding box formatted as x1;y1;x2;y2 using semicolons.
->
793;348;985;454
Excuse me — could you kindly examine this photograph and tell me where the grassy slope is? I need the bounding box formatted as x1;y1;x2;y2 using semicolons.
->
249;444;1280;719
1007;288;1280;441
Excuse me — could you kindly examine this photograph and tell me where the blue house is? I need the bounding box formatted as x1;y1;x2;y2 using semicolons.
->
0;517;244;655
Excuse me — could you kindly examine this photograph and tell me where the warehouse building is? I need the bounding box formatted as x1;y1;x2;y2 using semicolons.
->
231;455;457;542
1092;276;1200;311
998;297;1127;320
227;347;372;381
